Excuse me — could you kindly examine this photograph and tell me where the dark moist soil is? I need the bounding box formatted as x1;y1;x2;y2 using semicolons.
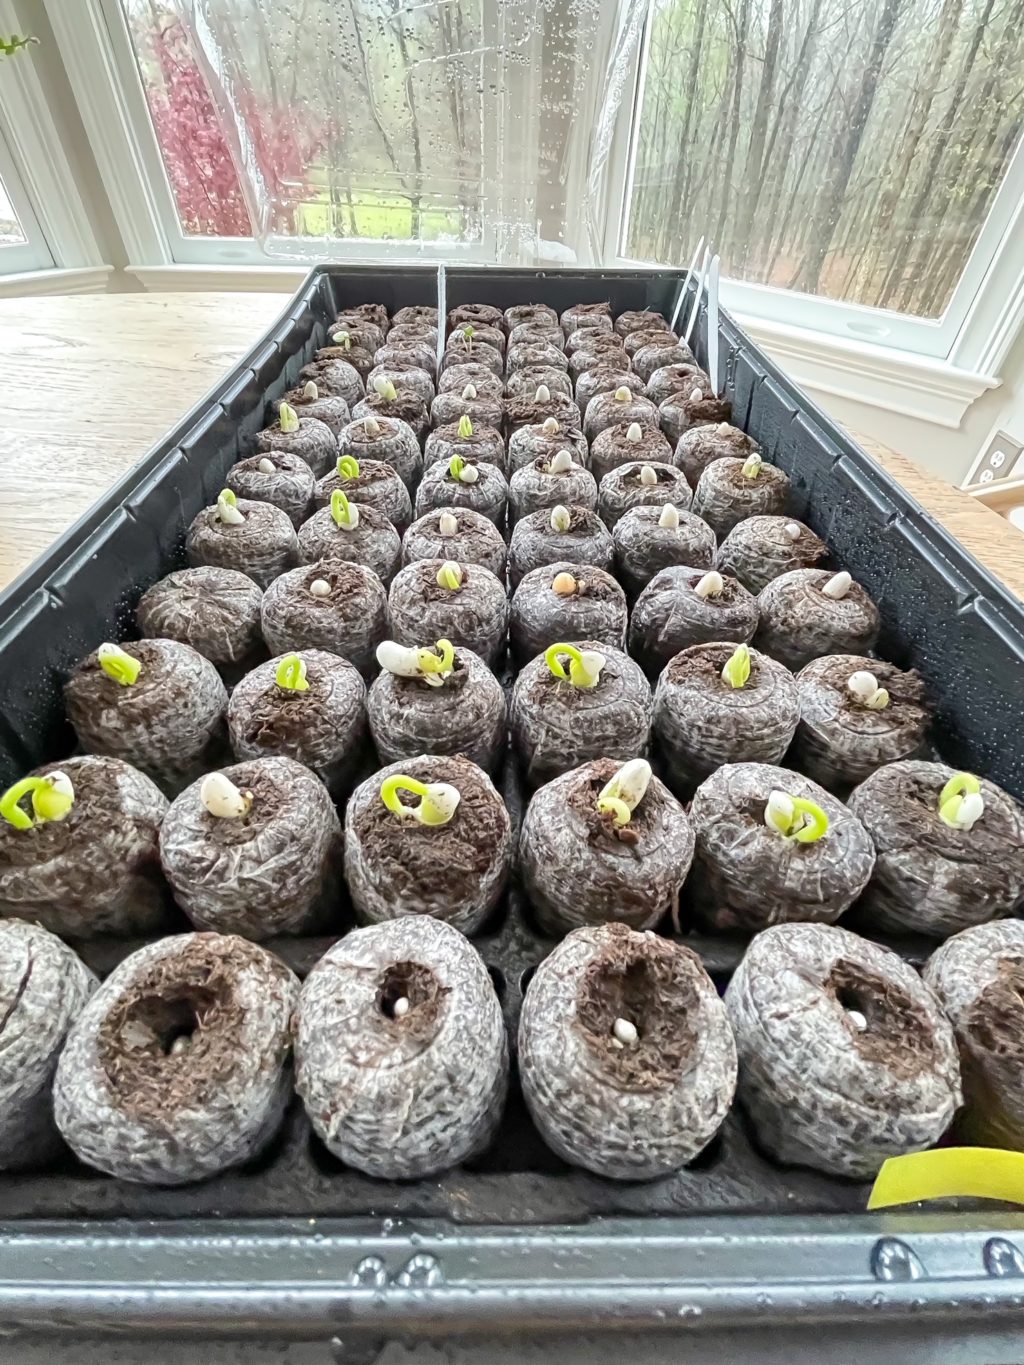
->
438;363;504;396
0;759;138;872
593;423;671;468
808;656;928;729
410;563;493;607
865;766;1017;863
356;392;427;427
69;639;197;733
824;956;940;1080
449;304;504;330
316;460;404;499
564;764;662;852
506;395;580;429
576;927;699;1089
95;935;291;1123
187;763;291;853
231;663;337;750
964;956;1024;1060
664;641;766;696
405;517;504;570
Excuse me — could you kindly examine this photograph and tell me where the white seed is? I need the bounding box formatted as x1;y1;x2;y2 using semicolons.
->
639;464;658;484
626;422;644;443
461;383;477;400
552;571;577;596
847;670;880;704
689;387;703;403
169;1035;192;1057
612;1017;638;1045
363;415;382;437
548;448;574;474
309;578;331;598
200;772;252;819
457;462;479;484
658;503;680;530
614;386;632;402
764;789;795;834
541;416;560;435
784;521;803;541
302;380;318;399
717;421;731;433
257;457;276;475
847;1009;868;1032
955;791;985;831
392;997;411;1019
47;770;74;801
550;504;571;532
376;640;424;678
693;570;724;599
534;384;551;402
438;510;459;536
216;497;245;526
599;758;652;813
822;570;852;600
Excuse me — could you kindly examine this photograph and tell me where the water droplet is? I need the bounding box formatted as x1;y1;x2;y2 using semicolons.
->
984;1237;1024;1278
350;1255;388;1289
677;1304;702;1318
871;1236;925;1282
397;1253;445;1288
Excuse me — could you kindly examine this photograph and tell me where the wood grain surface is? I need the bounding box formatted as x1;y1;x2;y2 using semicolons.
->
1;291;1022;601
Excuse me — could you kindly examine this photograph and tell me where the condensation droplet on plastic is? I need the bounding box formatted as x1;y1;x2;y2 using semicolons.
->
350;1255;388;1288
397;1253;445;1288
984;1237;1024;1277
871;1236;925;1282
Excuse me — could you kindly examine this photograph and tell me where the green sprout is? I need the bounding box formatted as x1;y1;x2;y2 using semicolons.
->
764;790;829;843
216;488;245;525
545;642;605;689
302;380;319;400
97;642;142;686
463;325;475;341
938;772;985;831
721;643;751;690
457;414;474;439
331;489;359;530
436;561;463;590
0;771;74;831
742;453;763;479
376;638;455;687
448;454;478;485
278;401;300;434
0;34;38;57
275;653;309;692
337;455;360;479
380;773;460;826
331;330;352;351
596;759;652;828
614;386;632;403
373;377;398;401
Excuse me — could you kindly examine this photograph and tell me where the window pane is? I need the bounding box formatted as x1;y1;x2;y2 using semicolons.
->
624;0;1024;319
0;171;27;246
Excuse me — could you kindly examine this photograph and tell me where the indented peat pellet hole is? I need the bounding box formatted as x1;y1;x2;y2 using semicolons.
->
835;985;871;1032
377;960;436;1020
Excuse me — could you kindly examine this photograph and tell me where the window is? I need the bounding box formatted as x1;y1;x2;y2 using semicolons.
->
617;0;1024;360
0;136;52;274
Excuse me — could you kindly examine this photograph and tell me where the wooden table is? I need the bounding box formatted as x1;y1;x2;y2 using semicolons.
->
2;291;1023;599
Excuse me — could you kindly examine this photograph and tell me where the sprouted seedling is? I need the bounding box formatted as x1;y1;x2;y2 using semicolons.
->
742;453;763;479
380;773;460;827
457;414;474;439
376;638;456;688
614;386;632;404
275;653;309;692
278;402;300;435
721;643;751;690
548;449;574;474
461;383;477;401
821;571;852;600
436;561;463;591
626;422;644;444
545;642;605;689
373;377;398;401
541;416;560;435
257;457;276;475
330;489;359;531
596;758;652;828
550;505;571;532
693;570;724;600
309;578;332;598
658;504;680;530
938;772;985;831
200;772;253;819
847;670;889;710
535;385;551;403
551;572;578;596
763;790;830;843
0;771;74;831
97;642;142;686
639;464;658;485
331;331;352;351
448;454;479;485
337;455;360;479
438;510;458;536
302;380;319;400
216;488;245;525
363;415;382;438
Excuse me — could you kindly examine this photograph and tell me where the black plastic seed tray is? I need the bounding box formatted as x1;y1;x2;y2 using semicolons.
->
2;266;1024;1346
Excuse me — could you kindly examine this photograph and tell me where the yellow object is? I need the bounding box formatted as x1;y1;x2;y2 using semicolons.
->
868;1146;1024;1210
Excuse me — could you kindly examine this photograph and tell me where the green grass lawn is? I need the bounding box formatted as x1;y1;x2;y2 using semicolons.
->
295;185;464;241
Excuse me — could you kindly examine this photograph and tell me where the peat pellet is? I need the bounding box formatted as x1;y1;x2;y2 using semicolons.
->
296;917;507;1179
590;419;672;483
653;643;800;796
504;366;573;400
299;357;364;407
274;381;351;437
560;302;613;335
633;342;697;385
256;409;336;477
508;421;589;475
508;453;597;527
402;507;507;579
338;415;422;493
505;390;581;434
393;304;438;328
332;322;384;355
387;324;438;349
369;643;506;774
848;760;1024;937
186;493;297;591
413;457;509;530
424;420;506;475
439;339;503;378
160;756;341;938
659;385;730;443
320;337;375;380
715;515;827;593
519;922;734;1179
755;568;880;670
54;933;299;1185
297;500;401;585
137;566;263;671
574;363;635;416
437;363;505;398
688;761;875;932
375;339;438;377
314;456;412;535
344;754;513;935
0;755;170;937
644;362;708;407
65;638;227;794
352;390;428;443
565;326;623;360
511;642;652;788
505;342;568;375
387;560;508;668
584;386;657;442
448;303;504;332
615;308;668;336
613;503;717;600
924;921;1024;1149
260;560;387;680
227;649;367;800
629;567;759;678
568;338;628;380
338;303;389;331
693;454;790;537
508;505;613;589
598;460;692;528
510;561;628;663
366;363;434;409
505;302;559;332
623;327;682;360
429;390;504;433
726;922;960;1179
0;919;95;1170
792;655;930;790
508;321;564;350
227;451;315;529
520;759;692;935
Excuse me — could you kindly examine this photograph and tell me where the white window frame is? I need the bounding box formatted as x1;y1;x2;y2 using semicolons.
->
0;132;51;275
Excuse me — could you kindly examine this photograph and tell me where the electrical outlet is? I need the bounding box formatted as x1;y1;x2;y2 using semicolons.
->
964;430;1024;488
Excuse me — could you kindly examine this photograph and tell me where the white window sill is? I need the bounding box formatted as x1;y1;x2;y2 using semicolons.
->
0;266;114;299
127;263;309;292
